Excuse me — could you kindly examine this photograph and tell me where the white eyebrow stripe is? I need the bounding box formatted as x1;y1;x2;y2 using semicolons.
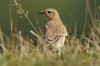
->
47;10;52;12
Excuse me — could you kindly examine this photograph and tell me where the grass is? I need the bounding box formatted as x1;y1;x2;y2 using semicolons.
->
0;32;100;66
0;0;100;66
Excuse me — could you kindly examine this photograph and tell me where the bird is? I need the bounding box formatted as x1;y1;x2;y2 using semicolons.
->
38;8;67;56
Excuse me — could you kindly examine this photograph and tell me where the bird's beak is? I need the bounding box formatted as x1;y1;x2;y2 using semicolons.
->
37;11;46;14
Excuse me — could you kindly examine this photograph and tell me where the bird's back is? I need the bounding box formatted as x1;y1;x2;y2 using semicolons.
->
44;20;67;52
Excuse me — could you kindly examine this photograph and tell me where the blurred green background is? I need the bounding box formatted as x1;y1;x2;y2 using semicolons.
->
0;0;100;37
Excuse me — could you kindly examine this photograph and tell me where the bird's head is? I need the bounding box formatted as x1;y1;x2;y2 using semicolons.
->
38;8;60;21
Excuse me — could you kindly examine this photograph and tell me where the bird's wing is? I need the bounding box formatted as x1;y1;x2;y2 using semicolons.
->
44;24;54;44
44;23;67;44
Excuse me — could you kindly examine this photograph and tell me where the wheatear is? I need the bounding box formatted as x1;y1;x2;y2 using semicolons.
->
38;8;67;55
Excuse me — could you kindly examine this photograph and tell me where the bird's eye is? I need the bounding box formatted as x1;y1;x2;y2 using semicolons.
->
47;11;52;14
